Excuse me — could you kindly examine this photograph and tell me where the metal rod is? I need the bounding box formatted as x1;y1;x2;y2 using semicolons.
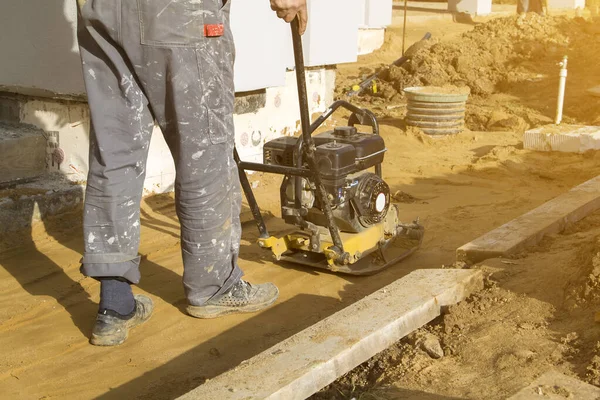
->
237;161;313;177
402;0;408;55
234;148;269;239
291;18;345;254
310;100;364;129
299;100;367;157
372;111;383;178
294;143;304;210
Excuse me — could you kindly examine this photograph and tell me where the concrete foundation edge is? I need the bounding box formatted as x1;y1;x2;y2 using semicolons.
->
0;175;84;234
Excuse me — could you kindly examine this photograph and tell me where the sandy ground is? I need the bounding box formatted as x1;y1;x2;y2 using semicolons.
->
313;11;600;400
1;11;600;400
314;211;600;399
2;122;600;399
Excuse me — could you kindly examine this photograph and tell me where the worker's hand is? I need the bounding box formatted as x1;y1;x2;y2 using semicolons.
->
270;0;308;35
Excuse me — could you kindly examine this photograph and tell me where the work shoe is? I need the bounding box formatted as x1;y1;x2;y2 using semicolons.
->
90;294;153;346
187;280;279;319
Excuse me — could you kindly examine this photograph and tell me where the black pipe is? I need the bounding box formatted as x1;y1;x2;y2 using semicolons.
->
291;18;345;254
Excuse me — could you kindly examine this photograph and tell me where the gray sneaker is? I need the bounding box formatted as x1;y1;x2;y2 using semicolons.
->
90;294;153;346
187;280;279;319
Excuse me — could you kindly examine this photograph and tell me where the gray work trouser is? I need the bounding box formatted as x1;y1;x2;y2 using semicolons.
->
77;0;243;306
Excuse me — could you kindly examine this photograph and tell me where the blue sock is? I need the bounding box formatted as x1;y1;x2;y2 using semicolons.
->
99;279;135;316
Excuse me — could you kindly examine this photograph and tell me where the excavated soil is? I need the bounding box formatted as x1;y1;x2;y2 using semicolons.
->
314;212;600;399
341;15;600;133
1;13;600;400
311;13;600;400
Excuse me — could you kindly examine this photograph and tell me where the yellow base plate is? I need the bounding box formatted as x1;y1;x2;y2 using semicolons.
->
258;206;424;275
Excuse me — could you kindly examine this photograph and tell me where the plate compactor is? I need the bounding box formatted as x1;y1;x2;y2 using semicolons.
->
234;20;424;275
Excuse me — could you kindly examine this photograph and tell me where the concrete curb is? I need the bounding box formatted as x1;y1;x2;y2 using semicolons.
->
178;269;483;400
457;175;600;264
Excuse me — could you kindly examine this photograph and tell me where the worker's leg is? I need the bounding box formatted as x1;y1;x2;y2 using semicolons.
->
77;0;155;345
77;4;153;290
118;0;243;306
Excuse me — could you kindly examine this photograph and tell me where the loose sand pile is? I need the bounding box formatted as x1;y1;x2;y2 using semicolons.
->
348;15;600;132
379;15;574;97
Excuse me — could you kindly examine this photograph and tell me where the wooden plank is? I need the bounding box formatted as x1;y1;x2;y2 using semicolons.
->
508;370;600;399
0;122;46;185
457;175;600;264
178;269;483;400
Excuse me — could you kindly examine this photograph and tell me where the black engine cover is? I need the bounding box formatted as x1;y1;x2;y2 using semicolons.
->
312;126;386;171
263;126;386;177
263;125;388;232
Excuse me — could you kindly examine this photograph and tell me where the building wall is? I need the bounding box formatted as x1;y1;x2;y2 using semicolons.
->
0;1;391;194
0;1;84;97
0;0;363;98
13;68;335;193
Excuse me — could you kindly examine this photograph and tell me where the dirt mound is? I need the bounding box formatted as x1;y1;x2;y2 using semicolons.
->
313;283;562;400
352;15;600;132
379;15;574;96
564;237;600;310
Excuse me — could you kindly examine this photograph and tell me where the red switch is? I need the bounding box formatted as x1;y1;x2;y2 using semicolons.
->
204;24;224;37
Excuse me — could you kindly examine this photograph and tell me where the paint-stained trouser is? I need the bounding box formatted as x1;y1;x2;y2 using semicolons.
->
76;0;243;306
